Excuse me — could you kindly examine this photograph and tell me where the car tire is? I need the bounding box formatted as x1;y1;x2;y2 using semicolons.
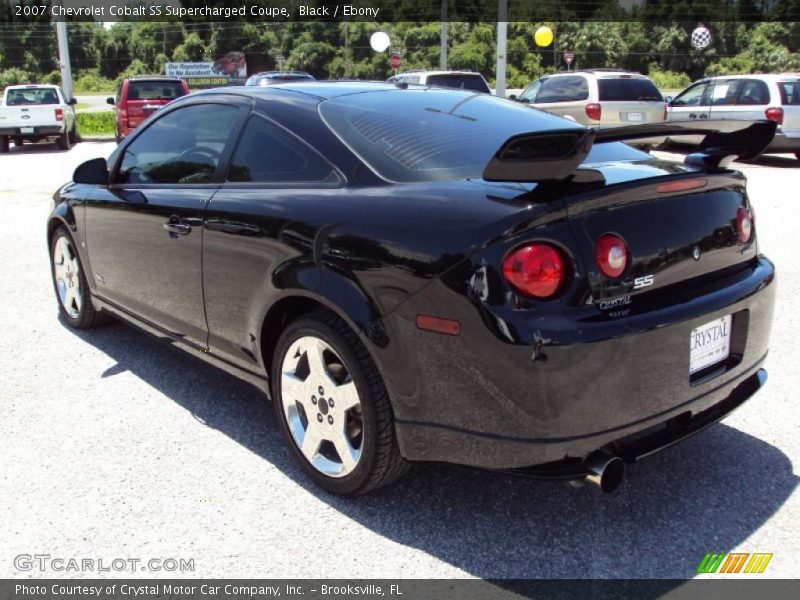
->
68;125;79;144
57;130;70;151
0;135;8;153
13;137;24;147
272;310;408;495
50;226;108;329
795;152;800;161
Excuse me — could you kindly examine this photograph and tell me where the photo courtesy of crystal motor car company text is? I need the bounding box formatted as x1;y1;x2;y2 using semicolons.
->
2;0;800;589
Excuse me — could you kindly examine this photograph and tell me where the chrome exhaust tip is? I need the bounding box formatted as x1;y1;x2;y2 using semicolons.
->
583;452;625;493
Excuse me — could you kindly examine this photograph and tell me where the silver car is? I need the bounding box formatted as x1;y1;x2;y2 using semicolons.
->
516;70;666;127
666;74;800;158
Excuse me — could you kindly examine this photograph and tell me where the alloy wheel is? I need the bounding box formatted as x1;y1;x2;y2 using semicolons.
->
280;335;363;478
53;236;82;319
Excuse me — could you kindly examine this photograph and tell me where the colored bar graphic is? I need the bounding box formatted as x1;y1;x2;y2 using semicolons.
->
698;552;772;574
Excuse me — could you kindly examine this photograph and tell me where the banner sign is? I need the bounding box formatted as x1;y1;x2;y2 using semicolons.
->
165;52;247;83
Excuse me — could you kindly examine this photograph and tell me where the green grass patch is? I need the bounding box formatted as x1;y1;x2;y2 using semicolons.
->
77;111;115;137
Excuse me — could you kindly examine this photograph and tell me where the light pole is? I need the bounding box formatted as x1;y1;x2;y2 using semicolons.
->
495;0;507;98
440;0;448;69
53;0;73;100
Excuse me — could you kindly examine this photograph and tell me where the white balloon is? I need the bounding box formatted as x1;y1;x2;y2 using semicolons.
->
370;31;391;53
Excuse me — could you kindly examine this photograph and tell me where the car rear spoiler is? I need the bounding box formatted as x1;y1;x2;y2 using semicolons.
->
482;120;777;182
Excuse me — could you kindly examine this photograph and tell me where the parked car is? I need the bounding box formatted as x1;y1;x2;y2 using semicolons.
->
666;74;800;159
107;76;190;142
515;70;666;147
51;82;775;495
387;70;491;94
245;71;315;86
0;84;77;152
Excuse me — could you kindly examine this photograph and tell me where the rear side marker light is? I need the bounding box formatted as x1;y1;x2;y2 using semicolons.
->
765;107;784;125
656;178;708;194
595;234;628;278
585;103;602;121
416;314;461;336
55;108;63;121
737;206;752;243
502;243;565;299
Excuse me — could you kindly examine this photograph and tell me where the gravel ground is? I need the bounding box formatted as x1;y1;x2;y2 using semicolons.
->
0;140;798;580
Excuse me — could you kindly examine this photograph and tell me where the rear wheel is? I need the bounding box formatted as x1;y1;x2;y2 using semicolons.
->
272;311;408;495
57;129;70;151
50;226;107;329
68;124;78;144
0;135;8;153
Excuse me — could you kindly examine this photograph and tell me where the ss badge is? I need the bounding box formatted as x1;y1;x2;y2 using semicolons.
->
633;274;654;290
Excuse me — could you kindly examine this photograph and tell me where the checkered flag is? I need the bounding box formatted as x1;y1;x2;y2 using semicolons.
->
691;26;712;49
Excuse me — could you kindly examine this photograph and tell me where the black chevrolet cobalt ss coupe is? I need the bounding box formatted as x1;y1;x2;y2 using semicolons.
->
48;82;776;494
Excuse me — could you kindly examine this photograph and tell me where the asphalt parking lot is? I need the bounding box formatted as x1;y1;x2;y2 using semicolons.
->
1;139;799;580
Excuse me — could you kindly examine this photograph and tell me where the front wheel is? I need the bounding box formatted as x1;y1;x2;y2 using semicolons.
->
50;227;107;329
272;311;408;495
0;135;8;153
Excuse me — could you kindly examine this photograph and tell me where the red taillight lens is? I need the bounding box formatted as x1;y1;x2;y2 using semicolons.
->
656;178;708;194
765;107;783;125
585;102;602;121
55;108;63;121
595;234;629;278
737;206;752;243
502;243;565;299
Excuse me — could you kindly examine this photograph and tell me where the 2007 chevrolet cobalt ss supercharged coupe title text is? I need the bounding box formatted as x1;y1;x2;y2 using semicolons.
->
48;82;776;494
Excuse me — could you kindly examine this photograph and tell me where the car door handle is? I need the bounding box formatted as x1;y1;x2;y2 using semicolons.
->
689;113;697;119
163;216;191;235
698;114;708;119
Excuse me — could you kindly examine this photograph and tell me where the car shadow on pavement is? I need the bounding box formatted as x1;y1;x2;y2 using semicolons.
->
67;318;799;580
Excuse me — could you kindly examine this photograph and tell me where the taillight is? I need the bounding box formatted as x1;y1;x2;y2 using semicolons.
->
765;107;784;125
55;108;63;121
585;103;601;121
502;243;565;299
656;178;707;193
737;206;752;243
595;234;628;278
119;109;128;127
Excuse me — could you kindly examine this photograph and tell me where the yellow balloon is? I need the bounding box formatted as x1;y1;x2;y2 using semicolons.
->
534;26;553;47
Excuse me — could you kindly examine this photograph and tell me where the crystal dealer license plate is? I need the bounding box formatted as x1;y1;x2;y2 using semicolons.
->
689;315;732;374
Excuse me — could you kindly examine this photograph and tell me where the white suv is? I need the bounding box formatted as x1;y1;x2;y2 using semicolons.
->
516;70;666;127
387;70;491;94
666;73;800;159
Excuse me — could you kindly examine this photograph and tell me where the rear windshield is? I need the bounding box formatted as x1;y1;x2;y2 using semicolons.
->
778;80;800;105
598;78;662;102
5;87;59;105
535;76;589;103
319;88;599;183
127;80;186;101
425;74;491;94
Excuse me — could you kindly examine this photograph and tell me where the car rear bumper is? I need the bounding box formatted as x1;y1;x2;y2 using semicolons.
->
385;256;776;469
765;131;800;153
0;126;62;136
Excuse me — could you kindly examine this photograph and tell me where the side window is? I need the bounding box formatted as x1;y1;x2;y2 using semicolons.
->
227;114;336;184
520;80;542;102
736;79;770;105
117;104;239;185
535;76;589;103
779;81;800;105
672;83;710;106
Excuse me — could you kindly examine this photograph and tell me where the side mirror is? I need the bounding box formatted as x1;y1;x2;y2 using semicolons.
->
508;94;518;100
73;158;109;185
68;98;77;105
665;96;673;104
106;97;115;105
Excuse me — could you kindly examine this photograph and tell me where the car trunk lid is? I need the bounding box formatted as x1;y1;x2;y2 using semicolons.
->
562;160;755;304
